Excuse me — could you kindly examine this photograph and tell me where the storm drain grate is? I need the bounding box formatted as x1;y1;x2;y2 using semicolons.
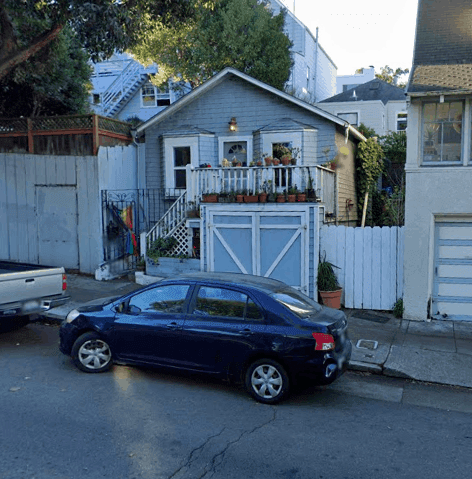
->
356;339;379;350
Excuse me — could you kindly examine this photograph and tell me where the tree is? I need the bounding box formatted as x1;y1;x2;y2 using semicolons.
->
132;0;293;91
0;26;92;117
375;65;409;89
356;138;384;227
357;123;377;139
0;0;194;81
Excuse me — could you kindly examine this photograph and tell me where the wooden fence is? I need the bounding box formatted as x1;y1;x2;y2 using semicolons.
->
0;114;131;156
319;225;404;310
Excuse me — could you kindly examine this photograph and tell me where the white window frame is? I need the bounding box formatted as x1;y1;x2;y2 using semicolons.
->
164;136;199;189
396;111;408;132
260;131;303;164
218;136;253;165
141;84;157;108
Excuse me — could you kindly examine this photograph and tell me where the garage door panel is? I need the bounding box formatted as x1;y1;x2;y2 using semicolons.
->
269;236;302;287
213;228;253;274
436;301;472;317
438;283;472;297
438;264;472;278
439;226;472;240
439;246;472;259
260;228;298;275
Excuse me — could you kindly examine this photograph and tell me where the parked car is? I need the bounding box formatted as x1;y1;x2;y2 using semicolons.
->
59;273;351;403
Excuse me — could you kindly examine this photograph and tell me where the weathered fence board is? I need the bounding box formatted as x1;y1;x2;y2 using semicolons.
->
320;225;404;310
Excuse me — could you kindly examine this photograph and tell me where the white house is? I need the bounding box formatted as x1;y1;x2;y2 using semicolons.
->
336;67;376;95
403;0;472;322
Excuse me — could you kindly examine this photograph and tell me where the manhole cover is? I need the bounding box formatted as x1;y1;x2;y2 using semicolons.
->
351;311;390;323
356;339;378;350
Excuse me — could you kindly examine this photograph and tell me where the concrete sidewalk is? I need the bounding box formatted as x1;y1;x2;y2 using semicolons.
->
42;274;472;389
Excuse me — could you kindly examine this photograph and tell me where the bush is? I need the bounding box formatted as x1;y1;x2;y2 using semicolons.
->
393;298;404;318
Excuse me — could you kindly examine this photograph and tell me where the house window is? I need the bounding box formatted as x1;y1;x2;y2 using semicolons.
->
422;101;462;163
142;84;157;107
396;112;408;132
343;84;359;92
174;147;191;188
338;112;358;126
92;94;101;105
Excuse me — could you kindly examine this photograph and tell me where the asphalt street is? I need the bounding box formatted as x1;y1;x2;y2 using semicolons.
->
1;322;472;479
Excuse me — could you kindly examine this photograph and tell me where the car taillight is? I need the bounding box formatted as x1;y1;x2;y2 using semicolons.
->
312;332;335;351
62;274;67;291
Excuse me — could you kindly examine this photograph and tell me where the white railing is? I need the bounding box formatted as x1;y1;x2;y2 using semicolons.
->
145;190;187;249
186;164;335;208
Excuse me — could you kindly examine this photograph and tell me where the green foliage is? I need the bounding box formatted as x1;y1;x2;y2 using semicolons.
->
357;123;377;139
0;26;92;117
375;65;409;89
147;237;178;261
132;0;293;91
317;256;340;292
380;131;406;164
393;298;404;318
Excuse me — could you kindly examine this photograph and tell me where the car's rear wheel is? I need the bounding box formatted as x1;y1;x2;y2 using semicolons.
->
245;359;289;404
71;332;112;373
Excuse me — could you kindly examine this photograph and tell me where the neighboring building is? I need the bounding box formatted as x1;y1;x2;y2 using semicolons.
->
336;67;375;95
89;52;178;122
403;0;472;321
268;0;337;102
316;79;408;136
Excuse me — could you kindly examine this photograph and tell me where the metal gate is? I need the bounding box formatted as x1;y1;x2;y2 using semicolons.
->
204;206;309;293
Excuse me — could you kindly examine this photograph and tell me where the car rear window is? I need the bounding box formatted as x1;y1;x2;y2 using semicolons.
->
271;289;322;318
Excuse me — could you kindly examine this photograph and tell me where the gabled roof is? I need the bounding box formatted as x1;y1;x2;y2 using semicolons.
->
255;118;317;132
320;79;406;105
136;68;365;141
407;0;472;95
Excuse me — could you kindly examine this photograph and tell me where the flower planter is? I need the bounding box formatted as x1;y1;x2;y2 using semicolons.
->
290;158;297;165
202;194;218;203
287;194;296;202
258;193;267;203
264;158;273;166
281;157;291;166
146;257;200;277
236;195;244;203
297;193;306;202
319;289;342;309
272;159;280;166
244;195;258;203
276;195;285;203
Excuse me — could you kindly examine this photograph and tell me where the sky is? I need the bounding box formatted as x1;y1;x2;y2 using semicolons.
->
279;0;419;77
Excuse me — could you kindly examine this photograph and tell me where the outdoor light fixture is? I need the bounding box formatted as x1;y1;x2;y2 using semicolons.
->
228;117;237;132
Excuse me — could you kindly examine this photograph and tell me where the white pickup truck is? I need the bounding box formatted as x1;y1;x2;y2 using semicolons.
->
0;261;69;328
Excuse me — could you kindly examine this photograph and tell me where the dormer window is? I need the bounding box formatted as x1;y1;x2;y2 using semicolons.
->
422;101;462;164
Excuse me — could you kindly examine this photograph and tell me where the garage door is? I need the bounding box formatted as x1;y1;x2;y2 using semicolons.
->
206;209;308;294
432;221;472;321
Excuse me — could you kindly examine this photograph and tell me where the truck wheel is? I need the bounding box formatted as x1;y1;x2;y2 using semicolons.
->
245;359;289;404
71;332;113;373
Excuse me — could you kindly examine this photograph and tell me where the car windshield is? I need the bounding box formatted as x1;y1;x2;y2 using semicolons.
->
271;289;322;318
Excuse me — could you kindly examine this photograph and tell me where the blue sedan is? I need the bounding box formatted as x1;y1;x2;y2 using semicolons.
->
59;273;351;404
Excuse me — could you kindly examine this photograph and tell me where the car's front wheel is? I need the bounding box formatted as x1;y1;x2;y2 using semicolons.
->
71;332;113;373
245;359;289;404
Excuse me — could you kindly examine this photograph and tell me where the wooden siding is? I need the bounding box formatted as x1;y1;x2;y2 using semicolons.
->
145;76;339;191
335;130;358;225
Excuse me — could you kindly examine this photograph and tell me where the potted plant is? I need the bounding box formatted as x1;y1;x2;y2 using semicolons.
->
290;147;301;165
264;156;273;166
258;190;268;203
297;190;306;202
202;192;218;203
244;190;258;203
287;186;298;202
276;191;286;203
317;255;342;309
272;158;280;166
236;190;245;203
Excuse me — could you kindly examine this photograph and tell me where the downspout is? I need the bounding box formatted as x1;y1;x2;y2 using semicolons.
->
130;128;145;257
313;27;319;103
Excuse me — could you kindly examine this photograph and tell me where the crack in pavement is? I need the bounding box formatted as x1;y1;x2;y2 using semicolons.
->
168;427;226;479
198;407;278;479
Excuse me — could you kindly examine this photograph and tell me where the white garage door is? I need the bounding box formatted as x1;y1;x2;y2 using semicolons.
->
432;221;472;321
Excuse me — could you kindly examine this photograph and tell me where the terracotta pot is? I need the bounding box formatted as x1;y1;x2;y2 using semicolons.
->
281;157;291;166
272;159;280;166
287;194;296;202
202;194;218;203
319;289;342;309
264;158;273;166
297;193;306;202
276;195;285;203
244;195;258;203
258;193;268;203
236;195;244;203
256;160;263;166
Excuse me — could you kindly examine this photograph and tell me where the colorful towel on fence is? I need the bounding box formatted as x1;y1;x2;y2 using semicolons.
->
109;204;138;255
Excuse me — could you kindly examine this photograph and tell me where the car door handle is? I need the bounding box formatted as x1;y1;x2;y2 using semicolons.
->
239;329;253;336
166;322;182;330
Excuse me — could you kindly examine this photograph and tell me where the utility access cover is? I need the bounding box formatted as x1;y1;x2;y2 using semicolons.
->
356;340;379;350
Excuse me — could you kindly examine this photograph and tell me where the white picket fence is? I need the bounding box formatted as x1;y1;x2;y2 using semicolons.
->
319;225;404;310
